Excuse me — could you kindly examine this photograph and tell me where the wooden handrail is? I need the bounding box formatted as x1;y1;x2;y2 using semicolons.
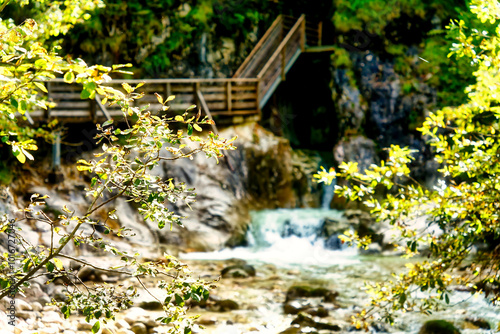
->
256;15;305;79
48;78;259;84
233;15;283;78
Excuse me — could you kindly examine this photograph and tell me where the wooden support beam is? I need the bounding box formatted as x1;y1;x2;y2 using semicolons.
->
227;81;232;112
196;88;218;134
95;95;112;121
52;132;61;168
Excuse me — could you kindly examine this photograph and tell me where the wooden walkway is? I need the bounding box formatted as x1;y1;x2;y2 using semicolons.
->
27;15;321;124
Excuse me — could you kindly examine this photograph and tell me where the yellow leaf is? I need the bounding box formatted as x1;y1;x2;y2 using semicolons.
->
76;166;91;171
53;258;63;270
155;93;163;104
122;83;133;94
193;124;202;132
166;95;175;102
15;152;26;163
174;115;184;122
34;82;48;93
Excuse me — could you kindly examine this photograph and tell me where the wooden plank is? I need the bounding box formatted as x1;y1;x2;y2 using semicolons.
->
53;101;92;109
207;101;257;110
233;15;283;78
231;85;257;91
210;110;258;116
49;93;82;99
49;111;92;117
232;92;257;100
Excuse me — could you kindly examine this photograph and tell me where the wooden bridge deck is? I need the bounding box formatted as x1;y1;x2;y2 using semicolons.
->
26;15;321;124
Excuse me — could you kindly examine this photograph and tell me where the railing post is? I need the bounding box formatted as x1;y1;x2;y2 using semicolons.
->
301;16;306;51
318;21;323;46
195;82;200;110
52;131;61;168
281;45;286;81
46;81;51;119
227;81;232;112
256;79;262;115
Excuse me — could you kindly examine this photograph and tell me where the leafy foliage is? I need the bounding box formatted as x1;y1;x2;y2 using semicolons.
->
58;0;270;77
0;1;236;332
316;0;500;329
332;0;475;109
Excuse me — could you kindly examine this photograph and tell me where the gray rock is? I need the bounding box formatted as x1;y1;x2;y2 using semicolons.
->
130;322;148;334
31;302;43;312
215;299;239;312
15;299;32;312
115;319;131;329
285;286;338;303
221;264;256;278
43;311;64;324
464;317;490;330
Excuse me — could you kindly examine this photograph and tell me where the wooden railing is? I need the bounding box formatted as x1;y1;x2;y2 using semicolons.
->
256;15;305;109
27;78;259;123
25;15;321;124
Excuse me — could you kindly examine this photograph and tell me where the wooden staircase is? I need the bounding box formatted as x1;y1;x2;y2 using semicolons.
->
25;15;321;124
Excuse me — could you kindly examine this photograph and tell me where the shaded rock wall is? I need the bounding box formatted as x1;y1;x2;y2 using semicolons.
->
0;123;322;253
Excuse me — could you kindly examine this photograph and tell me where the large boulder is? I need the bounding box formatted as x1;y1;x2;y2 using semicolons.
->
419;320;460;334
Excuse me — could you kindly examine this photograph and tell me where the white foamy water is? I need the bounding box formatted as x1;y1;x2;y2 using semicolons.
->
181;208;359;266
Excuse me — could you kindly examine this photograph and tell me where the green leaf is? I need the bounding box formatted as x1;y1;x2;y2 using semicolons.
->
92;321;100;334
102;119;113;127
174;293;184;307
10;97;18;109
81;89;91;99
64;71;75;84
187;124;193;136
46;261;54;273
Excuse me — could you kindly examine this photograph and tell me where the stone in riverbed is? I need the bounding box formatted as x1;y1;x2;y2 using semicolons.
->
130;322;148;334
291;313;341;331
278;327;302;334
464;317;490;330
305;306;329;318
285;285;338;303
418;320;460;334
216;299;239;312
221;264;256;278
283;300;310;315
15;299;33;311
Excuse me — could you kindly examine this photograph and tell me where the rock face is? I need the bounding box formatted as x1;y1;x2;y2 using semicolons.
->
333;135;378;174
0;122;322;254
331;51;438;186
152;123;321;251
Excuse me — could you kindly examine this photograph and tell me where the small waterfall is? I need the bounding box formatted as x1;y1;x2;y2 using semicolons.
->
182;208;358;266
321;178;336;209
